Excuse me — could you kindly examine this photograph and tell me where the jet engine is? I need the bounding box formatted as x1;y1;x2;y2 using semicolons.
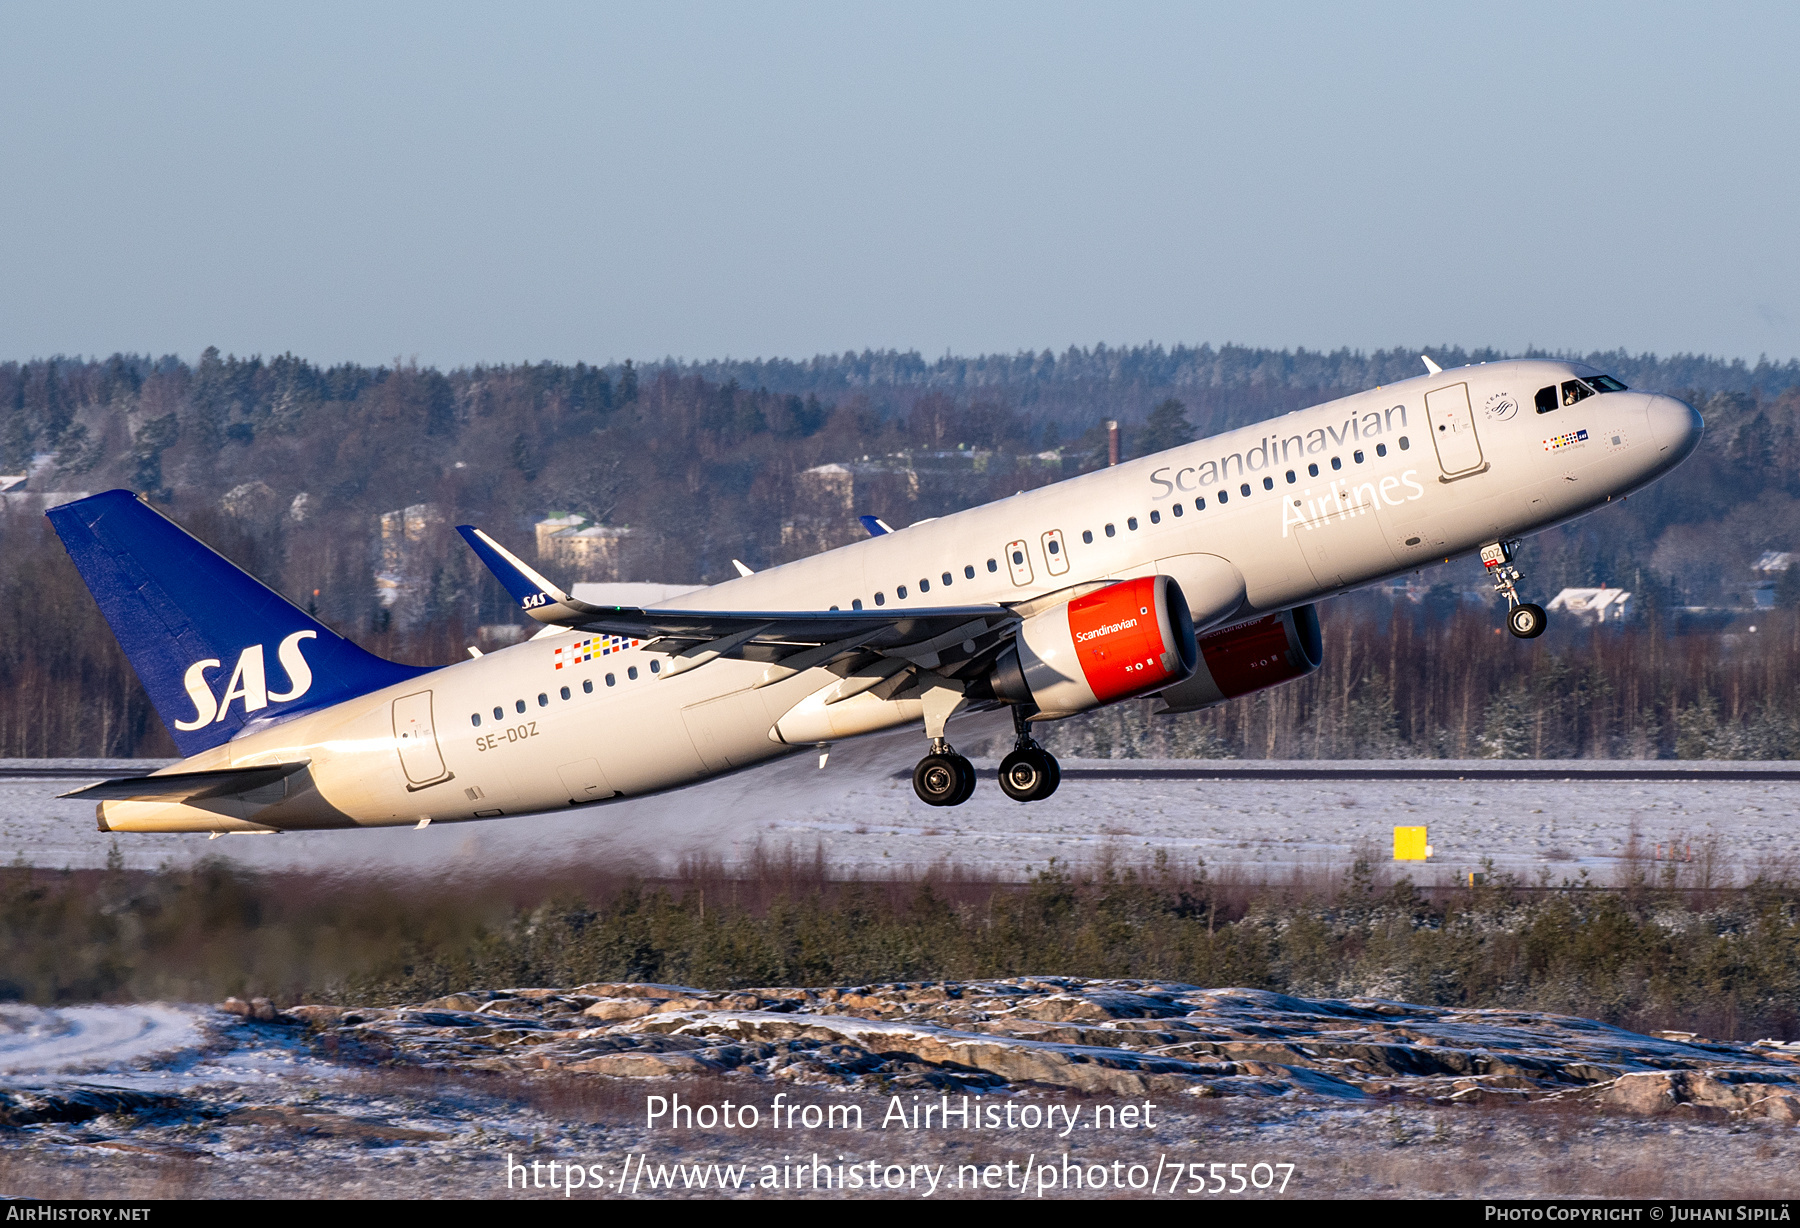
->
1153;604;1323;714
991;575;1198;718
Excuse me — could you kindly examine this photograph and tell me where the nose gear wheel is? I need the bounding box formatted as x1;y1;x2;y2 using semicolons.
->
1508;602;1547;639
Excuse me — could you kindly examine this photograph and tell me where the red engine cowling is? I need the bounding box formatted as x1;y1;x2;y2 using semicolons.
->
992;575;1198;717
1153;604;1323;714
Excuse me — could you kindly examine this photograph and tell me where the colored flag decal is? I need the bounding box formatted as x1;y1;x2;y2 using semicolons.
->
553;635;640;668
1544;429;1589;451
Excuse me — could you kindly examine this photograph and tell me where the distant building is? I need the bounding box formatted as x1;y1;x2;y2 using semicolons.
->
535;515;663;582
1546;586;1632;622
375;503;443;629
1753;551;1798;575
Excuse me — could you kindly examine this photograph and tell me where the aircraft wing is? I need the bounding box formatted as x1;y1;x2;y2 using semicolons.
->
456;525;1047;678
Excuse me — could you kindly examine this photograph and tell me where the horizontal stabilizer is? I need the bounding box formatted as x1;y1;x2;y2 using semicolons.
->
61;762;311;803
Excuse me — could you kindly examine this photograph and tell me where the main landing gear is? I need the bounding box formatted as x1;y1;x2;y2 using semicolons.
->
1482;540;1546;639
910;704;1062;807
997;704;1061;803
913;742;976;807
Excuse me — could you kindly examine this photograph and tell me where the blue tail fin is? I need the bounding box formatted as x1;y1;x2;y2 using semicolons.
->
48;490;430;756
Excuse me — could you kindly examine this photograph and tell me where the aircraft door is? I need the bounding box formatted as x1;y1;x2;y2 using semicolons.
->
1041;529;1069;576
1005;539;1034;585
1425;383;1487;477
392;691;453;790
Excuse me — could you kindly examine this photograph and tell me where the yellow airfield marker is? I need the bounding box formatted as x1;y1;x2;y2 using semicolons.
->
1393;826;1433;861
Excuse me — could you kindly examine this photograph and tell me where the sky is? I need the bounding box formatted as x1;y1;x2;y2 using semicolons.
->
2;2;1797;368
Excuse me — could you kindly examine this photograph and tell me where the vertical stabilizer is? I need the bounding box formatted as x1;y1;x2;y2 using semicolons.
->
48;490;430;756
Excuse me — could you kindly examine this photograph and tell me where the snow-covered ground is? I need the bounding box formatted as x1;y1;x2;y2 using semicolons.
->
7;734;1798;883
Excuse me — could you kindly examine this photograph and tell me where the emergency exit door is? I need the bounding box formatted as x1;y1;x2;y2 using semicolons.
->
392;690;453;790
1425;382;1487;477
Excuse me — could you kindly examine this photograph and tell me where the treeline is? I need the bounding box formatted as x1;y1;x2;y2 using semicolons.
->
3;344;1800;757
1038;596;1800;760
3;854;1796;1040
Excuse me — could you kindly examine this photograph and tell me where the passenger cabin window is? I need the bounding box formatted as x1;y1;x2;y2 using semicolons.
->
1262;477;1273;490
1330;457;1342;470
1239;483;1251;497
1562;379;1594;406
1127;517;1138;531
1285;470;1296;483
897;585;908;599
874;592;885;606
1217;490;1229;503
560;686;570;700
966;565;977;578
1308;463;1319;477
919;578;929;592
1195;496;1206;510
1398;436;1410;450
583;680;593;693
987;559;998;572
493;707;503;720
1172;503;1184;517
1376;443;1387;457
1353;450;1364;463
852;598;863;610
649;660;660;674
471;713;481;727
606;673;616;686
514;699;526;714
1148;510;1160;524
1104;524;1116;537
537;692;548;707
1082;530;1093;543
1047;538;1061;554
628;666;638;680
1535;385;1558;413
942;572;953;585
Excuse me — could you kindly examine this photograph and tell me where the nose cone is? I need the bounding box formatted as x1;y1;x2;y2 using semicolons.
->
1648;395;1703;463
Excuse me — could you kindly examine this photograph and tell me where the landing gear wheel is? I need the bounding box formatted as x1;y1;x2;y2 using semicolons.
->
948;753;977;806
1508;602;1547;639
914;752;977;807
999;747;1054;802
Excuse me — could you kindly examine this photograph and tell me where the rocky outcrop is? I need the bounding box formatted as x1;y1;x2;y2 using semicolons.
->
240;979;1800;1112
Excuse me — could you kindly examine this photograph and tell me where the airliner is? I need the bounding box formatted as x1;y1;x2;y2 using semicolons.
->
50;357;1702;833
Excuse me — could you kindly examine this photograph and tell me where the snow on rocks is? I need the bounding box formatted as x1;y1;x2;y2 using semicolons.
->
266;978;1800;1114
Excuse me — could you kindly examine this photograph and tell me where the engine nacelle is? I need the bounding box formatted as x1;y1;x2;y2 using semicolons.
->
1153;604;1323;714
992;575;1198;718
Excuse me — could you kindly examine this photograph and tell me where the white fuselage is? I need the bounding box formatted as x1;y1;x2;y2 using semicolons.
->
100;360;1701;833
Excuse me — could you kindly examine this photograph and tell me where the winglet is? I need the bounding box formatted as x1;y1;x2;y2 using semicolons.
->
858;515;893;537
1421;354;1443;376
457;526;595;623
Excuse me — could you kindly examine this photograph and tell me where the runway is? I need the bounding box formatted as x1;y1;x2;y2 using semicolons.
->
19;760;1800;784
6;741;1798;883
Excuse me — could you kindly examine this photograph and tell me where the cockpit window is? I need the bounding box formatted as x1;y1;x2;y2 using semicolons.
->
1535;386;1558;413
1561;379;1595;406
1588;374;1629;392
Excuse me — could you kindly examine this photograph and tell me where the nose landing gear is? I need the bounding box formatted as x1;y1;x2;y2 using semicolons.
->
1482;540;1546;639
